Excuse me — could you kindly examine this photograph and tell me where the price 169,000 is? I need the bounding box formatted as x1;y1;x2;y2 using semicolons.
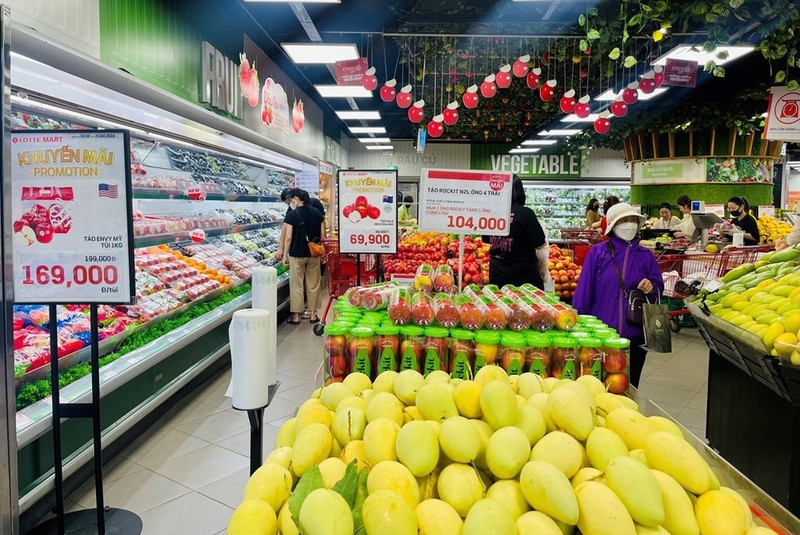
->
21;263;119;289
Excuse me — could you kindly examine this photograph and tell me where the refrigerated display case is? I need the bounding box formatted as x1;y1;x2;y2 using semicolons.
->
523;184;631;241
9;105;297;513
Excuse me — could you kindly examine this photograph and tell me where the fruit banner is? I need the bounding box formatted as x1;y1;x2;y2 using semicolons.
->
11;130;135;304
337;170;398;254
706;158;773;184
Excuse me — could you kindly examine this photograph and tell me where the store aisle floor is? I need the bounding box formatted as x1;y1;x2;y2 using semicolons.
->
61;323;709;535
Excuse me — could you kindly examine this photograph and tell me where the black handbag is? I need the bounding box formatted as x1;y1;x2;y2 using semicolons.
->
607;242;647;324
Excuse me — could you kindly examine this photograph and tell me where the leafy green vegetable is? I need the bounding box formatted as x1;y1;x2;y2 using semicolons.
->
332;461;360;507
16;284;252;410
352;468;370;535
289;466;324;526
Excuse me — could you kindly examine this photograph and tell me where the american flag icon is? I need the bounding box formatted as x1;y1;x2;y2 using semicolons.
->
98;183;119;199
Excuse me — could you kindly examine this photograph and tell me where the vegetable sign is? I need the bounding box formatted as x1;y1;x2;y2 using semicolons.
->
337;170;398;254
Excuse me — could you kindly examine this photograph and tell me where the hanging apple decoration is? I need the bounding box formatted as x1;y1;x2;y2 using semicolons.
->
480;74;497;98
427;114;445;138
559;89;577;113
610;96;628;118
574;95;592;118
380;79;397;102
621;81;639;105
396;84;413;108
594;111;612;134
442;101;460;125
527;68;542;89
653;65;665;88
462;85;479;108
539;79;557;101
362;66;378;91
512;54;531;78
496;65;512;88
640;71;657;94
408;100;425;123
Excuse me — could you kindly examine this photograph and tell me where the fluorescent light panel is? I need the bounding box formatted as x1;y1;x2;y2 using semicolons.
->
521;139;558;146
358;137;391;143
349;126;386;134
509;148;541;154
315;85;372;98
246;0;339;3
366;145;394;151
561;113;601;123
538;129;583;136
336;110;381;120
651;45;753;66
282;43;358;64
596;88;668;101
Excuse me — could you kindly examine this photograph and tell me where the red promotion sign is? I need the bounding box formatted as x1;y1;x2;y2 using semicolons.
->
335;58;369;86
663;59;698;88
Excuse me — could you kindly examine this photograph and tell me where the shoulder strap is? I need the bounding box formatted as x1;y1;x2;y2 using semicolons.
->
606;241;628;296
297;207;311;243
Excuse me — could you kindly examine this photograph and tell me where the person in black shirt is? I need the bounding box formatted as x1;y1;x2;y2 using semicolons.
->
282;189;325;324
488;176;551;289
276;188;325;262
721;196;760;246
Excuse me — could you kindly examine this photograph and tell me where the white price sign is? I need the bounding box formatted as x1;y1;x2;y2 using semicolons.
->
11;130;135;304
338;169;398;254
419;168;512;235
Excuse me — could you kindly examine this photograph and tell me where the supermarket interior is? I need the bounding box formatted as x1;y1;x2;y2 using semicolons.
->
1;0;800;534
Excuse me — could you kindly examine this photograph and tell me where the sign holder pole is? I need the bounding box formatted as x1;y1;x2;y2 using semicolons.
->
458;233;465;290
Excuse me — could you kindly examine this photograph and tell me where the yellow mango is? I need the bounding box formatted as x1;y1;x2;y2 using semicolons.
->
463;498;516;535
341;439;368;470
516;511;563;535
453;380;483;418
416;499;463;535
480;380;519;430
528;392;558;432
575;481;636;535
243;463;292;516
366;391;404;425
320;382;352;411
396;420;440;477
416;383;459;422
516;405;548;446
274;417;297;448
548;386;595;441
586;427;629;472
571;467;604;489
529;431;584;478
519;460;579;525
647;415;684;438
439;416;481;463
291;422;332;477
486;480;530;520
362;490;417;535
363;417;401;466
437;463;485;517
644;432;711;495
228;500;277;535
606;407;651;451
606;456;665;527
695;490;747;535
367;460;420;508
299;488;354;535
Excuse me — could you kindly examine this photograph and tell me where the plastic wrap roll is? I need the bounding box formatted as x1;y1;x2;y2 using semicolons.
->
229;309;271;410
252;266;278;387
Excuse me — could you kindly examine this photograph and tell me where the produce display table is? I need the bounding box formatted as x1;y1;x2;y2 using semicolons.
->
690;302;800;517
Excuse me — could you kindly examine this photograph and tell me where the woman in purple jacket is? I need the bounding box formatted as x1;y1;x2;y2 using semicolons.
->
573;203;664;387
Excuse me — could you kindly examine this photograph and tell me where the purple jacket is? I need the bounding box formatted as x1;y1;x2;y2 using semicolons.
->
572;235;664;339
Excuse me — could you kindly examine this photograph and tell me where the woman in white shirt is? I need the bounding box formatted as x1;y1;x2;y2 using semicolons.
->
673;195;697;239
651;202;681;230
776;217;800;250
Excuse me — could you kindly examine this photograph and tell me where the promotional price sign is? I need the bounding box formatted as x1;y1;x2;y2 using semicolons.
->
338;169;398;254
418;168;513;235
11;130;135;304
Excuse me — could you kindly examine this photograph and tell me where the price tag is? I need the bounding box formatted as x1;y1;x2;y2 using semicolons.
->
338;169;398;254
11;130;135;304
418;168;512;235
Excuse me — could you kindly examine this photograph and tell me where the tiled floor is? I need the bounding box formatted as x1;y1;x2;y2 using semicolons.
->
59;320;710;534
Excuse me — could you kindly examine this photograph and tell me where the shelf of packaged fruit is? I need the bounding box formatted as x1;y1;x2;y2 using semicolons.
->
134;220;283;248
132;187;283;204
16;272;290;449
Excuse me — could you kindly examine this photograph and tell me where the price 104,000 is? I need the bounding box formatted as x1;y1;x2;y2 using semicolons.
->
446;215;507;233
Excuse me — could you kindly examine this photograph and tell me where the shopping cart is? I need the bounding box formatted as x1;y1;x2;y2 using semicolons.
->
658;245;773;332
313;239;379;336
560;228;605;266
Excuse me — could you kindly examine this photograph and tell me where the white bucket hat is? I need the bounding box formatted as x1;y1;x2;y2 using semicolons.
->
604;202;646;235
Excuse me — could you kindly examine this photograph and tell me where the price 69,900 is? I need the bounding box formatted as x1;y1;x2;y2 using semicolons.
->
21;263;119;288
446;215;507;232
349;233;391;246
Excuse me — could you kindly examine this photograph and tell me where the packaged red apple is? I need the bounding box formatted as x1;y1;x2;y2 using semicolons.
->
413;264;434;292
387;287;412;325
344;282;396;308
410;292;435;326
602;337;630;394
525;332;552;377
432;293;460;328
464;284;506;330
349;327;376;379
578;338;604;379
375;325;400;375
551;303;579;332
432;265;456;293
500;333;527;375
456;294;484;331
399;325;425;372
498;297;532;331
551;337;578;380
500;285;555;331
362;286;395;311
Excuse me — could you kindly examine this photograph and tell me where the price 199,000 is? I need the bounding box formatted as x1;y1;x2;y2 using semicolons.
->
21;263;119;288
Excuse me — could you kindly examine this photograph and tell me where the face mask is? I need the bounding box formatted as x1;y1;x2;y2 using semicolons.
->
593;204;599;211
729;209;741;217
290;201;297;210
613;222;640;241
